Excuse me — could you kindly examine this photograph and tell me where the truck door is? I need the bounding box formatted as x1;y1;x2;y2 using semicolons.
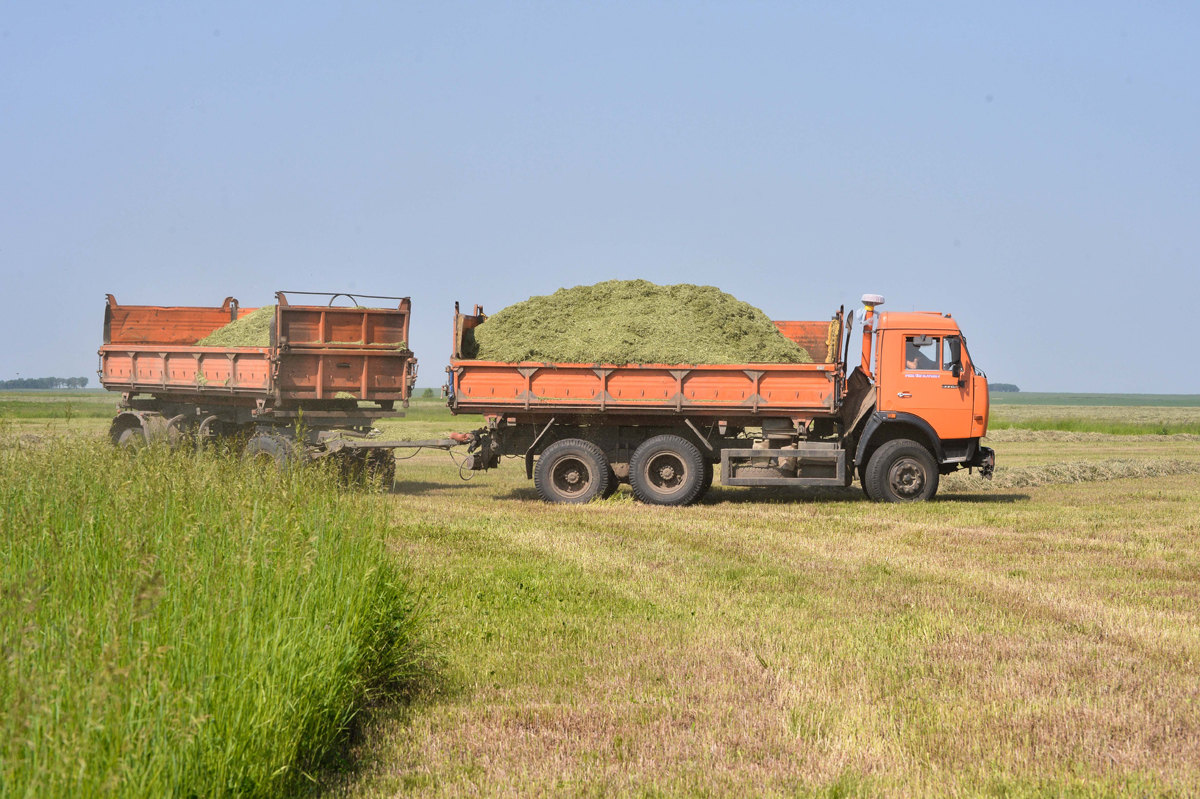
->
879;332;974;440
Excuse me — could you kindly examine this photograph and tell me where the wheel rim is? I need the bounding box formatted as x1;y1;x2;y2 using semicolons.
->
644;452;688;494
550;456;591;497
249;449;278;465
887;457;927;499
117;428;146;450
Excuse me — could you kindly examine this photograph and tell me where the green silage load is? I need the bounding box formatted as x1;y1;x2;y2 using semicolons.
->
466;280;811;365
196;305;275;347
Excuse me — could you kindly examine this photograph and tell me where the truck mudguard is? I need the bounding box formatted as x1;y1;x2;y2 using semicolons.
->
854;411;945;467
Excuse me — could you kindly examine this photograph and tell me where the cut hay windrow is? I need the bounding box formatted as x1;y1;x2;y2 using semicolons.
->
942;458;1200;491
984;429;1200;443
196;305;276;347
465;279;811;365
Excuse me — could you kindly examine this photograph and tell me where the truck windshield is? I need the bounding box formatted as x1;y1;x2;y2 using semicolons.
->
959;334;984;378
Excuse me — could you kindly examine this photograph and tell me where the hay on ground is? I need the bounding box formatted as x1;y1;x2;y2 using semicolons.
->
196;306;276;347
465;280;811;365
942;458;1200;491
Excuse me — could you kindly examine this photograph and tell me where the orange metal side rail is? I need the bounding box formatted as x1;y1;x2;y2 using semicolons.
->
100;346;272;394
450;360;838;415
104;295;250;345
99;295;416;403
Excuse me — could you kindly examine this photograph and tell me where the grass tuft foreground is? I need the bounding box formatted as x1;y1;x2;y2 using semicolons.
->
0;435;425;798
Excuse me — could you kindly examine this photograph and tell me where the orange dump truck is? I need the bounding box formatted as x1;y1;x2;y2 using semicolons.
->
447;294;993;504
98;291;448;477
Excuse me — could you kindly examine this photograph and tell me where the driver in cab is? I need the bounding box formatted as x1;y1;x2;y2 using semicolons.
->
905;337;939;371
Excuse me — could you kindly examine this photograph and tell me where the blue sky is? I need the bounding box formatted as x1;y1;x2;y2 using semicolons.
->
2;2;1197;392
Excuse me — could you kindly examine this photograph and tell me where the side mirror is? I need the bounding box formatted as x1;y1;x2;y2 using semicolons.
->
951;363;962;378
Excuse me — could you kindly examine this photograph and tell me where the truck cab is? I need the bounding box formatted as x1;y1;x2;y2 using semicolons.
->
847;297;994;501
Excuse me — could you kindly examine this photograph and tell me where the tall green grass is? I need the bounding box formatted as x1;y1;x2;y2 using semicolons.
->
0;435;425;798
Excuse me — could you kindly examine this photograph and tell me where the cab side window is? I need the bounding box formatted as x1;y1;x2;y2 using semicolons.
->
904;336;940;371
942;336;962;372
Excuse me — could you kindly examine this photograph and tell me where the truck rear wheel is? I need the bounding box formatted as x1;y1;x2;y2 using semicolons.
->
629;435;705;507
696;460;714;501
864;439;939;503
535;439;611;504
602;465;620;499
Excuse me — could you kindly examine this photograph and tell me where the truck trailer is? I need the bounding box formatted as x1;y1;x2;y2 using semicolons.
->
97;291;459;482
448;293;994;504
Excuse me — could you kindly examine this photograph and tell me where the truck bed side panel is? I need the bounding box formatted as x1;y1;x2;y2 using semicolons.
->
453;361;837;415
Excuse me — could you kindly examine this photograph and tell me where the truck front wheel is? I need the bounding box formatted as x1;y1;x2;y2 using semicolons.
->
535;439;611;504
629;435;705;506
864;439;939;503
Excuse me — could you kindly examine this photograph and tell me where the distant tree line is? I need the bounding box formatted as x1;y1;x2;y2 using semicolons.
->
0;377;90;389
991;383;1020;393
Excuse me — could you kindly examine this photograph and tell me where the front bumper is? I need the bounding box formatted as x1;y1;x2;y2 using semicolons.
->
968;445;996;479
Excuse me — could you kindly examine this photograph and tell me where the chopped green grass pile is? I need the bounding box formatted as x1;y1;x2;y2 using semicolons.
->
196;305;276;347
465;280;811;365
0;436;425;798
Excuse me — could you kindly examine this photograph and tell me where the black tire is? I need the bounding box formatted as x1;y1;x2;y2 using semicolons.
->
534;439;611;504
245;432;299;472
601;465;620;499
115;426;147;451
858;465;877;501
695;460;715;501
368;450;396;488
629;435;705;507
336;450;396;488
864;439;939;503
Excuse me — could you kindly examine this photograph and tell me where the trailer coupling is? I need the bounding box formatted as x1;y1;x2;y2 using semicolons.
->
459;429;500;471
320;430;498;471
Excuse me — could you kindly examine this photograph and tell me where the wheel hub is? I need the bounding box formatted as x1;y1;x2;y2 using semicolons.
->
646;453;686;491
551;457;590;496
888;458;925;498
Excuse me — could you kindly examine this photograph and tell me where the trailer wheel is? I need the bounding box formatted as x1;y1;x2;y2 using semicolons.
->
864;439;939;503
116;426;147;451
368;450;396;488
245;432;299;472
335;450;396;489
110;414;151;450
629;435;705;507
534;439;611;504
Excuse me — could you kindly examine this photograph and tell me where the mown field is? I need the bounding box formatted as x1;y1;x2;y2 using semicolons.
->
3;392;1200;797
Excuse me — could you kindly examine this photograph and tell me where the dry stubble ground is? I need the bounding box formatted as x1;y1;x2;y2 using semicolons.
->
326;409;1200;798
